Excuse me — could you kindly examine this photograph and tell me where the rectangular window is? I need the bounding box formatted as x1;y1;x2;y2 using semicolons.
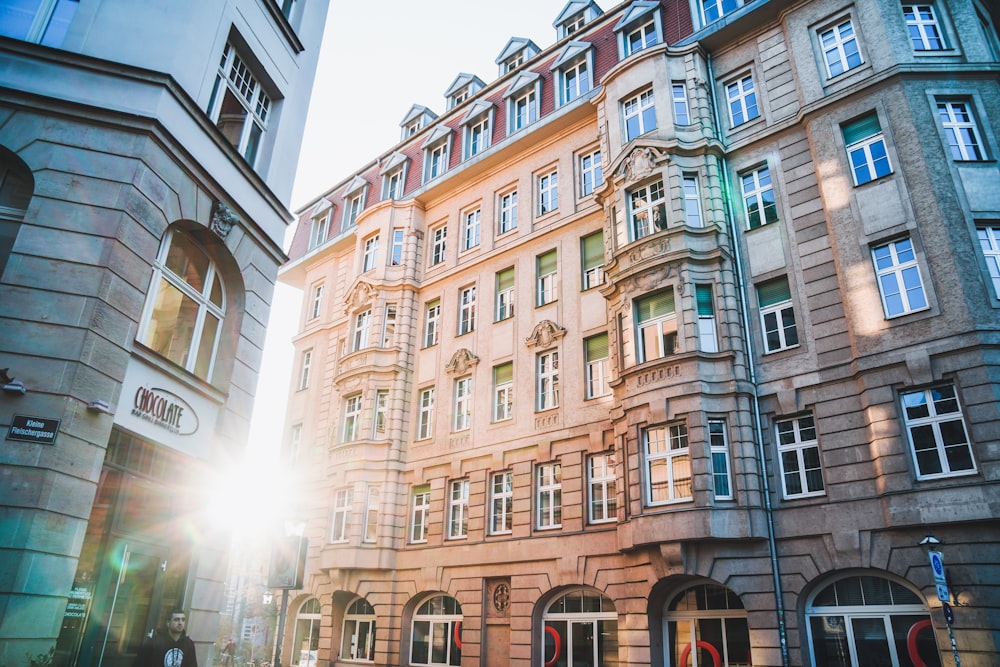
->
496;267;515;321
903;4;945;50
390;228;405;266
776;414;825;498
209;42;270;168
581;232;605;290
901;384;975;479
373;389;388;439
757;277;799;353
872;238;928;317
696;284;718;353
741;166;779;229
466;115;491;159
309;283;324;320
0;0;79;47
382;168;404;201
288;423;302;464
629;180;666;240
683;175;704;228
512;88;538;132
462;208;481;250
362;234;379;272
536;351;560;411
537;249;559;306
937;100;985;161
454;377;472;431
493;362;514;421
425;141;448;182
363;486;380;543
430;225;447;265
298;349;312;390
726;74;759;127
499;190;518;234
580;150;603;197
644;423;692;505
538;170;559;215
623;88;656;142
353;309;371;351
536;462;562;529
977;225;1000;299
410;485;430;543
448;479;470;539
820;19;863;77
701;0;746;24
709;420;733;500
842;114;892;186
624;18;658;56
309;213;330;249
458;285;477;335
561;57;591;104
424;300;440;348
636;290;678;362
344;192;363;229
382;303;397;347
417;387;435;440
672;82;690;125
585;334;610;399
588;452;617;524
331;487;352;542
490;471;513;534
343;394;362;442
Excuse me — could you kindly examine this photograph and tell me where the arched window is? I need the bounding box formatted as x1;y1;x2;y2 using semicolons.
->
139;228;225;380
0;146;34;282
542;589;618;667
806;574;940;667
292;598;321;667
664;583;750;667
341;597;376;662
410;595;462;666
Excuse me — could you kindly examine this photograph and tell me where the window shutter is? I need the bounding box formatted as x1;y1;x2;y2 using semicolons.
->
494;362;513;384
538;249;558;275
582;232;604;270
636;290;675;321
757;277;791;307
585;334;609;361
497;267;515;291
696;285;714;316
842;114;881;145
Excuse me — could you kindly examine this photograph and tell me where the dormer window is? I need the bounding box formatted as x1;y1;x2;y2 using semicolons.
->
461;101;494;160
555;1;603;40
615;1;663;59
307;199;333;249
503;54;523;73
552;41;594;106
495;38;541;77
445;74;485;110
422;126;452;183
700;0;749;26
380;152;408;201
399;105;437;141
341;175;368;229
504;72;542;135
563;12;586;36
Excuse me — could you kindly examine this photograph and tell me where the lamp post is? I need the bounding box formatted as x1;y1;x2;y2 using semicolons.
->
273;589;290;667
920;535;961;667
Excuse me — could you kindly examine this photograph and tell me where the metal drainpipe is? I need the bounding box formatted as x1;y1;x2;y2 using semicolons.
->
705;53;790;667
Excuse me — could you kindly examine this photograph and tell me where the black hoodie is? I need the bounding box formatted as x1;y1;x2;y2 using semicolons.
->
133;630;198;667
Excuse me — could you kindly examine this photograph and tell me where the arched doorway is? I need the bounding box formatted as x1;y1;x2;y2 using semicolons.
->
663;583;751;666
542;588;619;667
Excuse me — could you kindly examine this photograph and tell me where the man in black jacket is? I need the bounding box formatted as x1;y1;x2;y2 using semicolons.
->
133;609;198;667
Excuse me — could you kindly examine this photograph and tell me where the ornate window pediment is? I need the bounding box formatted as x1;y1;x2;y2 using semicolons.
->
344;280;377;313
525;320;567;349
445;348;480;376
619;146;664;183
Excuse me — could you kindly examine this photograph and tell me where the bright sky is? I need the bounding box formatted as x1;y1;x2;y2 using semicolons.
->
248;0;571;459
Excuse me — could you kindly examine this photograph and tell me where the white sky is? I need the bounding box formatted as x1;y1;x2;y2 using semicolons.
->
248;0;571;458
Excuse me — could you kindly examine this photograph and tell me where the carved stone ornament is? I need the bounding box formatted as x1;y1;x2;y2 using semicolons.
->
445;348;480;376
344;281;377;313
210;200;239;239
524;320;567;349
620;147;659;183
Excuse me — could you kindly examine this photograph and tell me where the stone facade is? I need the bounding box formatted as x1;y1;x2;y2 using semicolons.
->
279;1;999;666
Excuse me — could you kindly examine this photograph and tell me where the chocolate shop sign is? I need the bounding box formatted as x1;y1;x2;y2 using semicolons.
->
131;386;199;436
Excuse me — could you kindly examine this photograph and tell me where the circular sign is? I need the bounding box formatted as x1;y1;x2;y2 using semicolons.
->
493;583;511;612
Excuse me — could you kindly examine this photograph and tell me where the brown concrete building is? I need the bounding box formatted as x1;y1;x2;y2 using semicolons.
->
277;0;1000;665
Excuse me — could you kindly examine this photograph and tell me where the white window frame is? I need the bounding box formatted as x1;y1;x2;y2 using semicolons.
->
208;42;271;168
362;234;379;272
584;334;610;399
447;479;469;539
580;149;602;197
820;18;864;78
628;179;666;241
344;191;364;229
538;170;559;216
536;462;562;529
496;268;515;321
636;291;678;362
901;384;975;479
489;471;513;534
309;212;330;249
872;237;928;318
353;309;371;351
726;74;759;127
298;349;312;390
696;284;718;353
430;225;447;266
499;189;518;234
382;167;405;201
672;81;690;125
587;452;617;524
410;485;430;543
536;250;559;306
424;140;449;182
701;0;748;25
330;487;352;543
410;596;462;666
758;278;799;354
341;598;376;661
977;225;1000;299
776;414;825;498
342;393;362;443
682;175;704;228
382;303;397;348
458;285;476;335
643;422;692;505
363;486;380;543
461;208;481;250
709;420;733;500
373;389;388;439
465;114;491;160
309;282;324;320
389;228;405;266
454;376;472;431
581;231;606;290
937;100;985;161
843;115;893;186
536;350;560;411
559;56;591;106
623;88;656;142
424;300;440;347
493;362;514;422
741;166;779;229
903;4;946;50
623;17;659;56
510;87;539;133
1;0;79;46
417;387;435;440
